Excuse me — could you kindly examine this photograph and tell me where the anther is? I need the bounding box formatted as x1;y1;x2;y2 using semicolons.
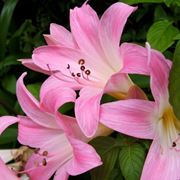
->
42;151;48;156
172;142;176;147
67;64;70;69
42;158;47;166
78;59;85;65
85;69;91;75
80;65;85;71
71;73;75;77
77;73;81;77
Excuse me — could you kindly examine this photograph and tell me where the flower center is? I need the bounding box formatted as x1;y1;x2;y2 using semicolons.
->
159;106;180;152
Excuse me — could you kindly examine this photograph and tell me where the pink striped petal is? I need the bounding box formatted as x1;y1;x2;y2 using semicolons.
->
105;72;133;96
120;43;150;75
18;116;62;148
0;158;19;180
99;3;137;69
20;59;50;75
141;140;180;180
16;73;58;129
0;116;18;135
54;167;69;180
44;23;77;48
100;99;155;139
66;137;102;175
75;87;103;137
149;52;170;108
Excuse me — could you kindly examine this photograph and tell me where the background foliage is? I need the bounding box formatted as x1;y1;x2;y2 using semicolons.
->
0;0;179;179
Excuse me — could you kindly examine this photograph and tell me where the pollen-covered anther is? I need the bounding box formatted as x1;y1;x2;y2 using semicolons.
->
85;69;91;75
78;59;85;65
77;73;81;77
80;65;85;71
71;72;75;77
67;64;70;69
172;142;176;147
42;151;48;156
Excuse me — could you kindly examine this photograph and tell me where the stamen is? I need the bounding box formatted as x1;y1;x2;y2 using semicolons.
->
71;72;75;77
80;65;85;71
85;69;91;75
172;142;176;147
67;64;70;69
42;158;47;166
42;151;48;156
76;73;81;77
78;59;85;65
34;148;40;154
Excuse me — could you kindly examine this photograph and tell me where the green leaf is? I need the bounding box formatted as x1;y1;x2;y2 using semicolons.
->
2;75;16;94
147;20;179;52
164;0;174;6
90;137;120;180
169;41;180;119
119;143;146;180
119;0;163;5
27;83;41;100
0;0;19;61
154;5;168;22
174;33;180;40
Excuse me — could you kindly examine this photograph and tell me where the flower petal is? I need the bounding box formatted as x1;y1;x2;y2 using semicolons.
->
120;43;150;75
149;52;170;108
54;167;69;180
0;158;18;180
141;140;180;180
104;72;133;98
66;137;102;175
0;150;14;163
99;3;137;70
16;73;58;129
100;99;155;139
20;59;50;74
18;116;62;148
0;116;18;135
75;87;103;137
44;23;77;48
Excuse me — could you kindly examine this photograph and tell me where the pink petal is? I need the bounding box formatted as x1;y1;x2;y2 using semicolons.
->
44;23;77;48
75;87;103;137
0;116;18;135
141;140;180;180
120;43;150;75
66;137;102;175
149;52;170;108
0;158;19;180
20;59;50;75
100;99;155;139
40;77;77;114
16;73;58;129
104;72;133;96
54;167;69;180
99;3;137;69
18;116;62;148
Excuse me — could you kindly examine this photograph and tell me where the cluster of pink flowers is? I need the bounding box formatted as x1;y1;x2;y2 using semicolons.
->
0;2;179;179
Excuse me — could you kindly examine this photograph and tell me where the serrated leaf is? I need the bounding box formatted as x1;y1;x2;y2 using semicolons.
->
169;41;180;119
119;143;146;180
0;0;19;60
2;75;16;94
147;20;179;52
90;137;120;180
119;0;163;5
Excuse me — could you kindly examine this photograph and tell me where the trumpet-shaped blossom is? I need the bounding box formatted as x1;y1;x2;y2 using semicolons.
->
100;48;180;179
0;73;102;179
21;2;150;137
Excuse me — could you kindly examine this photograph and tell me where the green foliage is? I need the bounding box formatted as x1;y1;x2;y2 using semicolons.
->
120;0;163;4
169;40;180;119
147;20;179;52
0;0;19;61
119;143;146;180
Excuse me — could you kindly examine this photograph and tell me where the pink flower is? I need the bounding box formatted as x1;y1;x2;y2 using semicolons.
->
21;2;150;137
0;158;19;180
15;73;102;179
100;47;180;179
